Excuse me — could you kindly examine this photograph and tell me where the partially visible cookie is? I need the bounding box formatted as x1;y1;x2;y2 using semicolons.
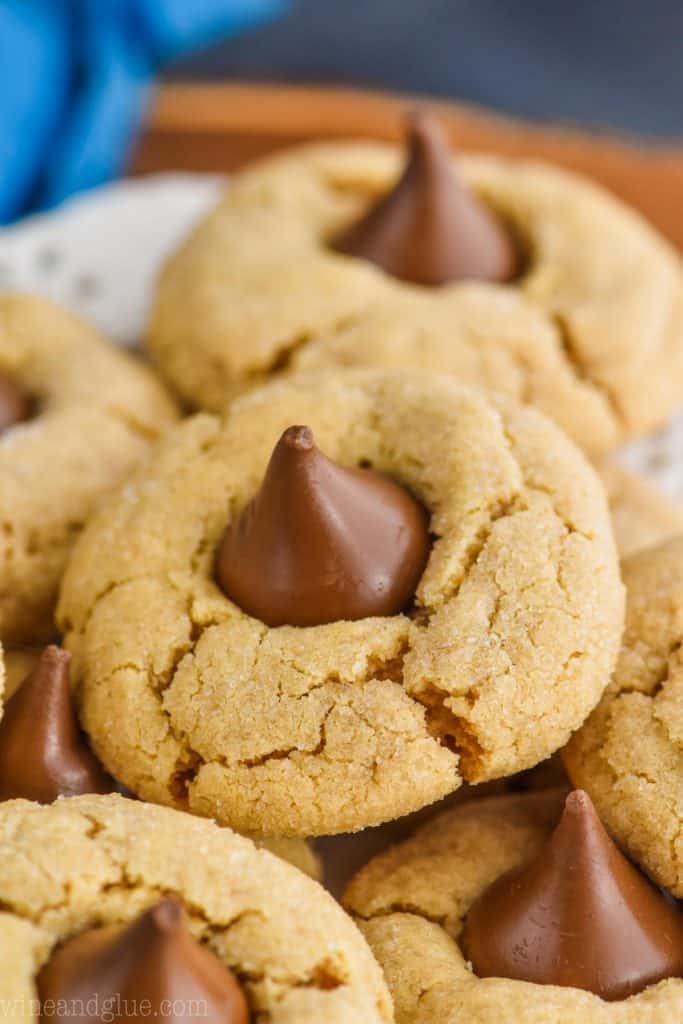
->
58;370;623;837
0;647;320;881
345;790;683;1023
565;536;683;895
0;794;391;1023
318;755;568;898
0;293;178;643
2;646;41;700
148;135;683;455
258;836;322;882
598;462;683;558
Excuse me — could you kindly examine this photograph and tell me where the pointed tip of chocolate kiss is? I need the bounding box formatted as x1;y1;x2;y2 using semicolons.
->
461;789;683;1001
332;110;519;286
216;424;430;627
566;787;591;810
405;107;448;151
148;896;185;933
39;643;72;673
549;789;624;871
280;423;315;452
557;787;597;832
402;110;455;181
0;644;113;803
38;899;250;1024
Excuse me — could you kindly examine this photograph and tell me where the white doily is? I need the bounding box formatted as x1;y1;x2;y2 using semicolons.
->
0;174;223;347
0;173;681;496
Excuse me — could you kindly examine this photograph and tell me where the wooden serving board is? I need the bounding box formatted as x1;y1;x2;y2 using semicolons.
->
134;82;683;251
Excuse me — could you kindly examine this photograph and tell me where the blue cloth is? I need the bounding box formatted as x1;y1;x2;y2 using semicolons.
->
0;0;287;223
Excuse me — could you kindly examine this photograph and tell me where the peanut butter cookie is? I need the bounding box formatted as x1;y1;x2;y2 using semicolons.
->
58;370;623;837
1;646;41;700
0;647;319;880
148;122;683;455
598;463;683;558
0;293;178;644
565;535;683;896
0;794;390;1023
345;790;683;1023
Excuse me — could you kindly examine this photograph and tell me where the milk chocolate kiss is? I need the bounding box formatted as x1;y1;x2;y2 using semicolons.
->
0;645;113;802
461;790;683;1001
37;898;249;1024
332;112;518;286
216;425;430;627
0;372;31;434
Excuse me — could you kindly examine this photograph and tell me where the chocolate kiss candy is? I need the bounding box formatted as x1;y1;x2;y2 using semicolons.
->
461;790;683;1001
216;424;430;627
37;898;250;1024
0;372;31;434
332;111;518;286
0;645;113;802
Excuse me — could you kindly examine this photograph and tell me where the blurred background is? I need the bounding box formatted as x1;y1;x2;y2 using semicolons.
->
173;0;683;138
1;0;681;224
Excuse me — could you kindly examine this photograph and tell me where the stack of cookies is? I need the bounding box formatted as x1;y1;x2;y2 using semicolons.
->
2;112;683;1023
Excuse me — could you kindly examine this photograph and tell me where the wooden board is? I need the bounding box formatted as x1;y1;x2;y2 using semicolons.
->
133;82;683;250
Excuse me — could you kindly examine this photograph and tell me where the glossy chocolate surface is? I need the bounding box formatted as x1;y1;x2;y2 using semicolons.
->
38;899;250;1024
332;111;518;285
216;425;430;627
462;790;683;1001
0;646;113;802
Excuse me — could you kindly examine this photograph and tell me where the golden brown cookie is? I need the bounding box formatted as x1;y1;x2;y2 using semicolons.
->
0;646;319;880
344;790;683;1023
318;756;568;898
565;535;683;896
148;141;683;455
1;646;41;700
0;794;391;1023
0;293;178;644
259;836;322;882
58;370;623;837
598;462;683;558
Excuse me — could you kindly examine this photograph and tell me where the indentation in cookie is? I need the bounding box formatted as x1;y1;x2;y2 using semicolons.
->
0;372;33;434
332;112;519;286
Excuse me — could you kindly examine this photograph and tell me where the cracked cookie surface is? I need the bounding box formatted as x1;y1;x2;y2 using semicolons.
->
0;293;178;644
565;536;683;896
57;370;624;837
344;790;683;1023
0;646;319;882
597;463;683;558
0;794;391;1023
148;142;683;456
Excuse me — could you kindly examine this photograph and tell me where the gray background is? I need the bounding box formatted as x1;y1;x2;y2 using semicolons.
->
171;0;683;139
